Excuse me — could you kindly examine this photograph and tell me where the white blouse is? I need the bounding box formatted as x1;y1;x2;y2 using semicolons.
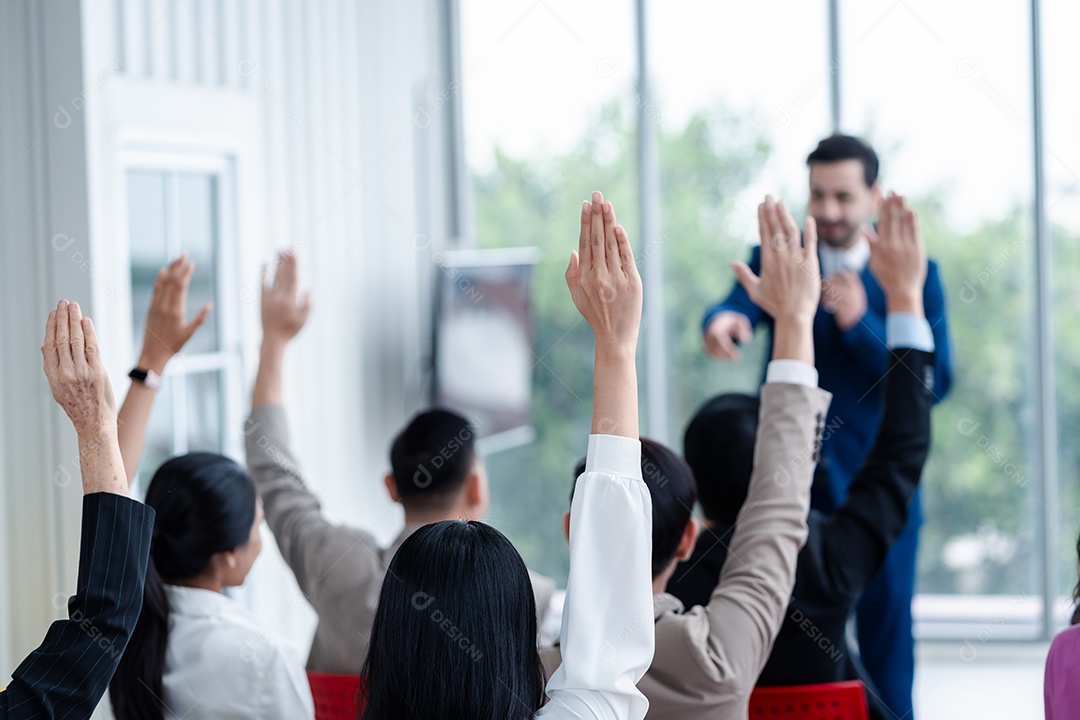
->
161;584;314;719
538;434;654;720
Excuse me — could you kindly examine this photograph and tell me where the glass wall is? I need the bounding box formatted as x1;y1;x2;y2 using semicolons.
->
649;0;832;447
1044;0;1080;616
457;0;1075;641
841;0;1040;634
459;0;638;583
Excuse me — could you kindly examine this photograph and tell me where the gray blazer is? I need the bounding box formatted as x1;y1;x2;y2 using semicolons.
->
540;381;832;720
246;404;554;674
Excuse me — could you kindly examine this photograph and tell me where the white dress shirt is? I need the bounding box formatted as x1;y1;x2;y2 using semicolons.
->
886;312;935;351
539;434;654;719
818;236;870;279
162;584;314;719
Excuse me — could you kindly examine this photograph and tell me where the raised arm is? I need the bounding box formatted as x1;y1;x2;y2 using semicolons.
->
45;301;127;497
696;198;832;689
540;192;652;720
252;251;311;408
0;302;154;719
244;252;380;617
117;254;211;483
816;193;936;602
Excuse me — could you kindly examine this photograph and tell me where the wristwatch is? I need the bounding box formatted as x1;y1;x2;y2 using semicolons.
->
128;367;162;390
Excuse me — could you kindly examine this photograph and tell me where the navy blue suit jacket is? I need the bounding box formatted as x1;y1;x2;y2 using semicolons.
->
0;493;154;719
702;245;952;526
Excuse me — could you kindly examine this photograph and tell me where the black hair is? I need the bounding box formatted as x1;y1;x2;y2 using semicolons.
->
109;453;258;720
389;409;478;511
572;438;697;579
683;394;760;526
1072;530;1080;626
360;520;544;719
806;134;880;188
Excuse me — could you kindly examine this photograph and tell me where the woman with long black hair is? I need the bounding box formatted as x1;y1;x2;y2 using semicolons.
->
106;256;313;720
359;192;655;719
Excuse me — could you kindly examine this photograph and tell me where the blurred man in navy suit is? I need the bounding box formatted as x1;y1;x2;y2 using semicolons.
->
702;135;952;718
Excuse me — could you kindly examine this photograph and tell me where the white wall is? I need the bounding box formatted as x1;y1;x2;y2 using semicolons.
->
0;0;458;693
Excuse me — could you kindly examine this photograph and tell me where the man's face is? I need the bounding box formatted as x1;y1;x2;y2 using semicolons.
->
807;159;879;248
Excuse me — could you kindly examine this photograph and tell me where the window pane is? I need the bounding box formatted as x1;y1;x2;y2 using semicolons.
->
842;0;1038;620
178;172;220;353
1045;0;1080;619
127;169;221;354
186;370;225;454
651;0;831;436
460;0;637;585
128;170;169;345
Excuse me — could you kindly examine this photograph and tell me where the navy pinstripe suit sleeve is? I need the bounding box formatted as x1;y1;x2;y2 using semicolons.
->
0;493;154;720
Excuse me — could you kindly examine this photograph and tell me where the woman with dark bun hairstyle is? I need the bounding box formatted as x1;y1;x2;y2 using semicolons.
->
108;453;313;720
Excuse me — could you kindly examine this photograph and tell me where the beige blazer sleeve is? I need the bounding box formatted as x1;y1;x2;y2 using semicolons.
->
244;404;385;620
683;381;831;693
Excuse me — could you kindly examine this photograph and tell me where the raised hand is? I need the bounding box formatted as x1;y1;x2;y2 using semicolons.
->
43;301;117;437
733;197;820;325
565;191;642;355
253;251;312;408
732;197;819;365
42;301;127;496
870;193;927;316
261;250;313;347
565;191;642;439
138;254;212;373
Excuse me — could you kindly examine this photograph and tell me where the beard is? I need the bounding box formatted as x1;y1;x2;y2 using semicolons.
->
816;220;862;248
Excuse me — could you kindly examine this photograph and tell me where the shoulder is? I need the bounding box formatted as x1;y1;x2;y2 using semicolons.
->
170;590;298;668
1048;623;1080;659
653;592;701;639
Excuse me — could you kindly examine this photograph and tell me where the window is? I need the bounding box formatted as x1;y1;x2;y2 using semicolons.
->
650;0;831;441
1045;0;1080;617
455;1;1075;647
123;156;244;491
459;0;638;584
840;0;1040;637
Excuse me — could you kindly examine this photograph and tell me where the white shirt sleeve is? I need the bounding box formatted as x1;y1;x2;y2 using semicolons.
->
764;359;818;388
538;434;653;720
886;312;935;351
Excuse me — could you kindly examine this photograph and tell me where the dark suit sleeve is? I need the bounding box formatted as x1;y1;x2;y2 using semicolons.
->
924;261;953;403
701;246;767;333
810;348;934;605
0;493;154;720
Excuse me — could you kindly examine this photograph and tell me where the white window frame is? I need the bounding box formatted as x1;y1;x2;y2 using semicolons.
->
116;149;246;481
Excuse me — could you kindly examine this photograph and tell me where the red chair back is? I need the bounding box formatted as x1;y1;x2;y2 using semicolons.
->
749;680;870;720
307;672;365;719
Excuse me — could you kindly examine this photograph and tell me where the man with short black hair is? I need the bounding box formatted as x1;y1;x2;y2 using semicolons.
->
702;136;952;717
244;251;552;674
385;408;487;519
